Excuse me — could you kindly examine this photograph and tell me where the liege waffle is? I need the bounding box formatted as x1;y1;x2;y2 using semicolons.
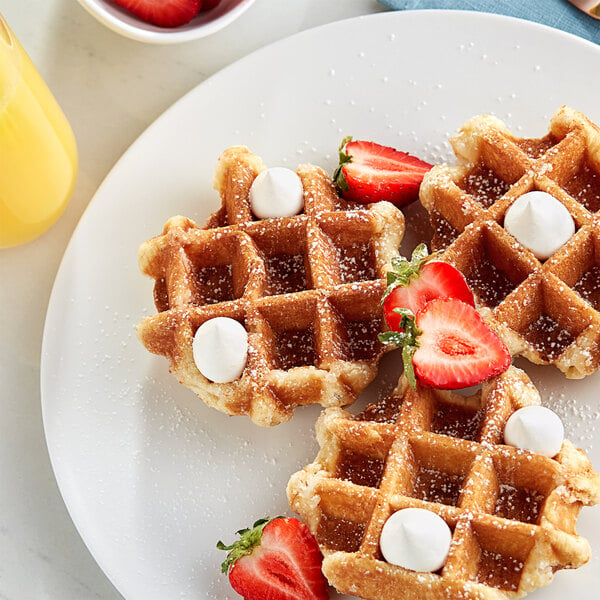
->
287;366;600;600
137;146;405;427
419;106;600;378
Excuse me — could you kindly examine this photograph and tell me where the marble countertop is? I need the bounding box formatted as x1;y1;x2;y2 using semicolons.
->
0;1;385;598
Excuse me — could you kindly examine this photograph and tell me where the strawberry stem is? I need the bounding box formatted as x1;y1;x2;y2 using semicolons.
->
402;345;418;389
378;308;421;389
217;517;281;574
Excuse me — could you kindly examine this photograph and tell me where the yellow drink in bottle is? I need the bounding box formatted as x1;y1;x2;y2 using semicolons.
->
0;14;77;247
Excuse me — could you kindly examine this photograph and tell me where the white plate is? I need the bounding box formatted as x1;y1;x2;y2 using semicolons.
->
42;10;600;600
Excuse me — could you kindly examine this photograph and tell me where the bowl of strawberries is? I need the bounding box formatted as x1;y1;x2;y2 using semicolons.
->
78;0;257;44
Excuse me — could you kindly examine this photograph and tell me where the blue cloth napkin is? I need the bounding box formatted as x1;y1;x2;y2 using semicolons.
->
378;0;600;44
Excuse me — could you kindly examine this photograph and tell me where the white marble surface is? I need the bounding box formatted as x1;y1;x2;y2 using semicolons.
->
0;1;385;598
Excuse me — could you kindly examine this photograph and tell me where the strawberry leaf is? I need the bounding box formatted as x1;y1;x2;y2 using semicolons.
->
382;243;433;302
378;308;421;389
378;309;421;343
333;135;354;192
217;516;282;573
378;330;412;346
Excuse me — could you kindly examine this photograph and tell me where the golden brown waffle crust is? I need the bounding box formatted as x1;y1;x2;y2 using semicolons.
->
287;366;600;600
136;146;406;426
419;106;600;379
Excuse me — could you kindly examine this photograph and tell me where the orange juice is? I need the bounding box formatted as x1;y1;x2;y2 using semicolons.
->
0;14;77;247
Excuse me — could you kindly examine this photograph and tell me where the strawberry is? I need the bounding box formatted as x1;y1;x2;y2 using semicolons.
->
333;137;432;206
379;298;511;389
217;517;329;600
383;244;475;332
199;0;221;10
111;0;202;28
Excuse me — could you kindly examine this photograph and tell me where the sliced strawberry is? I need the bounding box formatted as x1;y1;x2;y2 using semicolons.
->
111;0;202;28
199;0;221;10
383;244;475;332
333;137;432;207
379;298;511;389
217;517;329;600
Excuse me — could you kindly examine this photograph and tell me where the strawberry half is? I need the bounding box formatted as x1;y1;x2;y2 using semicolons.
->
383;244;475;332
379;298;511;389
111;0;202;28
333;137;432;207
217;517;329;600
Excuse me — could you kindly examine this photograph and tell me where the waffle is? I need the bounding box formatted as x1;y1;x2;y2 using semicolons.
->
419;106;600;378
137;146;405;426
287;366;600;600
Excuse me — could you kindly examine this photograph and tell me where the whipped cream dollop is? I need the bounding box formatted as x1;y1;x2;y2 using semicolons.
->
504;191;575;260
379;508;452;572
192;317;248;383
504;405;564;457
249;167;304;219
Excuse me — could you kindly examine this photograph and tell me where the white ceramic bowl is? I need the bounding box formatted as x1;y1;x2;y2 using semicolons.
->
77;0;257;44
